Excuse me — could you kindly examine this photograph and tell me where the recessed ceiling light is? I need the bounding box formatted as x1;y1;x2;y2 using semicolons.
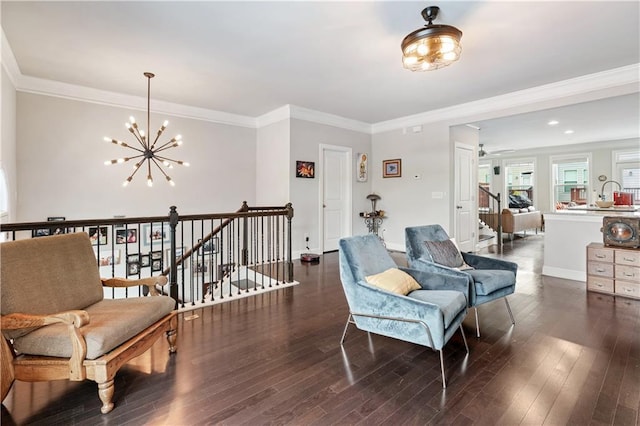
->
547;120;559;126
564;129;574;134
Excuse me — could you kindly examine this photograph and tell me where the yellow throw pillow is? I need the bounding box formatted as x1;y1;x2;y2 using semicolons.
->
365;268;421;295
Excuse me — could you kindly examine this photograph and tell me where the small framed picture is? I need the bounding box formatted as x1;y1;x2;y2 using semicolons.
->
32;228;51;238
383;159;402;178
166;247;188;269
127;253;140;264
95;249;121;266
296;161;315;178
198;237;219;255
88;226;108;245
356;153;368;182
127;262;140;276
48;217;70;236
116;228;137;244
150;250;162;260
140;254;151;268
151;259;163;272
143;223;170;246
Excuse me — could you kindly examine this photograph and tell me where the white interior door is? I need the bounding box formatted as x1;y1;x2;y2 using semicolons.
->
321;146;351;252
454;144;475;252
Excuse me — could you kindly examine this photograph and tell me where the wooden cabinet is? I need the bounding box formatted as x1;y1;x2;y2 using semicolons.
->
586;242;640;299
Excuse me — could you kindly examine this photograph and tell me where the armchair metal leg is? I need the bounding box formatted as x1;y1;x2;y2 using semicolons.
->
439;350;447;389
504;297;515;325
460;325;469;354
340;314;355;345
474;307;481;338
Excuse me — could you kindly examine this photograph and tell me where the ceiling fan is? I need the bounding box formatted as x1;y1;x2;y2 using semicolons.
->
478;144;515;157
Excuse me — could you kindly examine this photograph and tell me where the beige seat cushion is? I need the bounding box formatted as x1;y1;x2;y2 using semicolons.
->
12;296;176;360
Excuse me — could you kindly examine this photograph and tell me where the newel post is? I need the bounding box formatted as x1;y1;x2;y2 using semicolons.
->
496;193;503;252
286;203;294;282
241;201;248;266
168;206;179;305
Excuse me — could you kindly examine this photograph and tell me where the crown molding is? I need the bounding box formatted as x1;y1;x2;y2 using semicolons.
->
1;30;20;86
372;63;640;134
15;74;257;128
288;105;372;134
256;105;291;128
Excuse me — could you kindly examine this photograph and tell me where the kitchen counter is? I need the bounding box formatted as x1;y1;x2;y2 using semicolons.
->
543;208;640;281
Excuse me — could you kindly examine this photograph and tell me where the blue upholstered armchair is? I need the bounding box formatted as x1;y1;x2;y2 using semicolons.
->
405;225;517;337
338;234;469;388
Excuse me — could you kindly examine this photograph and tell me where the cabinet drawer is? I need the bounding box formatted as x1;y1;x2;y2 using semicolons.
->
614;249;640;267
614;281;640;298
615;265;640;282
587;262;614;277
588;247;613;263
587;276;614;293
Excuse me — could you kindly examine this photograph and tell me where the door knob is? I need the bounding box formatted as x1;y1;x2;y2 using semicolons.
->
456;205;463;209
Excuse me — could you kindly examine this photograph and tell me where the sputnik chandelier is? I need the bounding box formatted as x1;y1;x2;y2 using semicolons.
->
104;72;189;187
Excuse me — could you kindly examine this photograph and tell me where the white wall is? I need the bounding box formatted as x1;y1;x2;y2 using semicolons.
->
16;92;257;220
290;118;371;253
1;67;17;222
372;123;452;251
255;119;290;205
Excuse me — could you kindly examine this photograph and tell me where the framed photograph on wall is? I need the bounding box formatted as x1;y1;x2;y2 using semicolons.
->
94;249;121;266
116;228;137;244
127;261;140;276
192;256;210;274
356;153;368;182
142;223;170;246
88;226;108;245
198;237;219;255
296;161;315;178
47;217;70;236
140;254;151;268
151;259;163;272
382;159;402;178
166;247;188;269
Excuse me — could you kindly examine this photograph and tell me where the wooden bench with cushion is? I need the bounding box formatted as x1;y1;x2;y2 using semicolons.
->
1;232;177;414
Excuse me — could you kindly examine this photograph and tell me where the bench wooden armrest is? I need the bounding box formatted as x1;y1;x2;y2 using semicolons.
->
101;276;168;296
1;311;89;380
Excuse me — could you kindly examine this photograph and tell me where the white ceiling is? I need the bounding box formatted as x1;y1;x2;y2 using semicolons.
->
2;1;639;151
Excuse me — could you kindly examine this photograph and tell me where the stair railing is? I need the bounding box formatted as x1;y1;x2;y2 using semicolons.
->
478;185;502;250
0;202;294;310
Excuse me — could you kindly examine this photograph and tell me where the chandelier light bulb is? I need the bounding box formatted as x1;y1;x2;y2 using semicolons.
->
147;176;153;187
123;177;132;187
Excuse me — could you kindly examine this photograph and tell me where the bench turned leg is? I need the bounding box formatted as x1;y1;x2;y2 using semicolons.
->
98;380;115;414
166;329;177;353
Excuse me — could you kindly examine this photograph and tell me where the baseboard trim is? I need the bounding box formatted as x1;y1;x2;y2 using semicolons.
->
542;266;585;282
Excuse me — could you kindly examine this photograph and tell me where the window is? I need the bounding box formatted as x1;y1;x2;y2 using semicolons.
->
613;149;640;204
551;155;590;209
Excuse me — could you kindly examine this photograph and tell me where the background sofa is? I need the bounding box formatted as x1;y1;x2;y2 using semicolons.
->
479;207;543;239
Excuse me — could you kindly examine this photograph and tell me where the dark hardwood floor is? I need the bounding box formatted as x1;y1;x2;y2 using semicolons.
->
2;234;639;425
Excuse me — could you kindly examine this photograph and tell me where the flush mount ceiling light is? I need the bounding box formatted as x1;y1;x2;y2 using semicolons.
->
401;5;463;71
104;72;189;187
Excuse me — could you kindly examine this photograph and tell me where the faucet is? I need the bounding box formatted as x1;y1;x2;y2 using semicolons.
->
600;180;621;201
